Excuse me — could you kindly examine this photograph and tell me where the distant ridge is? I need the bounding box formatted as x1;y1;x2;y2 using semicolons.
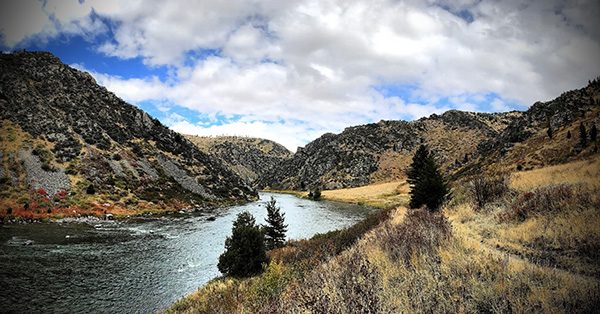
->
257;79;600;191
185;135;292;187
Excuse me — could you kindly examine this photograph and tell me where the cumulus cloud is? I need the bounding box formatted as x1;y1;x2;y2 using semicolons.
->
3;0;600;150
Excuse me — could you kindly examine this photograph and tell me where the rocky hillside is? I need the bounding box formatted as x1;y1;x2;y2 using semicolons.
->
478;79;600;173
185;135;292;186
0;51;256;215
257;110;520;190
258;79;600;191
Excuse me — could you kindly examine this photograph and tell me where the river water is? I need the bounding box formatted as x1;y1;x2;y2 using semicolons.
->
0;192;375;314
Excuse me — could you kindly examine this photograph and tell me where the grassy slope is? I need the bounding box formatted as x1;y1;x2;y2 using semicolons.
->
164;154;600;313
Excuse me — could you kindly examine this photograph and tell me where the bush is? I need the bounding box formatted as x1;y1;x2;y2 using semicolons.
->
498;184;594;222
86;184;96;195
308;188;321;200
468;174;510;210
0;176;11;185
378;209;452;264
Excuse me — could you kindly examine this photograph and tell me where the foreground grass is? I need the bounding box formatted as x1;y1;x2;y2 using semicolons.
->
166;158;600;313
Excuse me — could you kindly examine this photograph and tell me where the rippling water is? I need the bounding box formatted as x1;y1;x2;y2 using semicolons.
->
0;192;375;314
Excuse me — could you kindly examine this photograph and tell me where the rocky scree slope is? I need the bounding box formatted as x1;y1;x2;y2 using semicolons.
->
0;51;256;205
258;79;600;191
185;135;292;186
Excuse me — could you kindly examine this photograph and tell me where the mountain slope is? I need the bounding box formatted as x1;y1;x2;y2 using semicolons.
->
0;51;256;219
258;79;600;191
257;110;520;190
185;135;292;186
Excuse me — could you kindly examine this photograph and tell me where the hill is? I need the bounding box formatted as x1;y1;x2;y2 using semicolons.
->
258;80;600;191
0;51;256;220
184;135;292;186
257;110;521;190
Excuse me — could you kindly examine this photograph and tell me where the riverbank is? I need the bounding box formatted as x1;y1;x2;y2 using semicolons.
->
263;180;409;209
0;193;246;224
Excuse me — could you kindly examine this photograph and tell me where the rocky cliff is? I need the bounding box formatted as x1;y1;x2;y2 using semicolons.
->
185;135;292;186
0;51;256;210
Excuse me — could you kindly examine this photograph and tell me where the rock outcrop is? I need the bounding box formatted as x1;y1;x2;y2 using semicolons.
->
185;135;292;186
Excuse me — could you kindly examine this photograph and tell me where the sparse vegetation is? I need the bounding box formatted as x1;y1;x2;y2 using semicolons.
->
468;173;510;210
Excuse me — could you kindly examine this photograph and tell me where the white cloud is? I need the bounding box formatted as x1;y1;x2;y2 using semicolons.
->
170;119;324;152
4;0;600;149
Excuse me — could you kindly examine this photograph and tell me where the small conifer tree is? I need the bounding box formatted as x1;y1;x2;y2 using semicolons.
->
590;123;597;143
567;130;572;139
579;122;588;148
263;197;288;250
218;211;267;277
407;145;449;211
547;125;553;139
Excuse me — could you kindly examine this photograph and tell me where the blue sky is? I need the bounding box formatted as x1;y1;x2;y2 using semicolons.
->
1;0;599;151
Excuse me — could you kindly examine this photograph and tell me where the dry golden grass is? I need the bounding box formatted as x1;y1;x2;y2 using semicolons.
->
319;180;410;208
166;157;600;314
511;154;600;190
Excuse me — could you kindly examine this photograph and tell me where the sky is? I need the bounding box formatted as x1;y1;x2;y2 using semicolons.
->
1;0;599;151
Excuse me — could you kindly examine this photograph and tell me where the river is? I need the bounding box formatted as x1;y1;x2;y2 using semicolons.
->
0;192;375;314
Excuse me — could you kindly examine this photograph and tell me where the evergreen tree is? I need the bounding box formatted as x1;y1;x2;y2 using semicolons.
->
218;211;267;277
590;123;597;143
407;145;449;211
579;122;588;148
567;130;572;139
547;125;553;139
263;197;288;250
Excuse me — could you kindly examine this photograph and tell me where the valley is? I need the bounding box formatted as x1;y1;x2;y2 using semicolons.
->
1;51;599;313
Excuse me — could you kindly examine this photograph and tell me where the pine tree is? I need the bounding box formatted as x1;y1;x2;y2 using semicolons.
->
590;123;597;143
567;130;572;139
407;145;449;211
263;197;288;250
218;211;267;277
579;122;588;148
547;125;553;139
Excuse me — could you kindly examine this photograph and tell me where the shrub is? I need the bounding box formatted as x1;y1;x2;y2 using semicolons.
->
378;209;452;264
468;173;510;210
0;176;11;185
498;184;594;222
308;188;321;200
86;184;96;195
285;247;383;313
17;196;29;204
41;162;52;171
